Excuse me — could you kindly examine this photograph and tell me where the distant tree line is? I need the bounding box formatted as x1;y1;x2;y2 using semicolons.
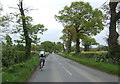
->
31;41;63;53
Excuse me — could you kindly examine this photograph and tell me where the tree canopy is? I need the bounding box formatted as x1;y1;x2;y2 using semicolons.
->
55;1;105;53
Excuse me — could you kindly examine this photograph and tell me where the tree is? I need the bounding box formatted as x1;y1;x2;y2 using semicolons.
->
60;35;66;52
62;25;76;53
0;3;9;27
40;41;55;53
11;0;47;59
14;23;47;44
82;36;99;51
55;1;104;53
31;44;40;51
0;3;10;42
100;0;120;63
97;45;108;51
55;42;63;52
108;0;120;63
17;0;31;59
5;34;13;46
108;0;120;61
101;1;120;43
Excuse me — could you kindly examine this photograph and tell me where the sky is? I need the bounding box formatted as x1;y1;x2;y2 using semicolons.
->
1;0;109;46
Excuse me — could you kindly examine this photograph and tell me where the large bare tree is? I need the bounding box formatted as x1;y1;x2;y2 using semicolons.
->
108;0;120;64
18;0;32;59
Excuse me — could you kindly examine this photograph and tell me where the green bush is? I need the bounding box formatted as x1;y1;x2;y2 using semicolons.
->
2;48;26;67
2;44;26;67
70;52;114;64
14;51;26;63
2;54;39;82
79;53;96;58
2;46;16;67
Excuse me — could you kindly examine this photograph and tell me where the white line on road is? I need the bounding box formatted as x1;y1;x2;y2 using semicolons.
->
62;66;72;76
58;62;62;65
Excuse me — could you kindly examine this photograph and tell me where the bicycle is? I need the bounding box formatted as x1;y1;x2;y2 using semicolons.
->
39;58;44;70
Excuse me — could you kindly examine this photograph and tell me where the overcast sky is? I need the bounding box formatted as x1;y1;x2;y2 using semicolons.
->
1;0;109;46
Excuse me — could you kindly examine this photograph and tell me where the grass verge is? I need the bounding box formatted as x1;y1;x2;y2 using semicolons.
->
58;53;120;76
2;54;40;82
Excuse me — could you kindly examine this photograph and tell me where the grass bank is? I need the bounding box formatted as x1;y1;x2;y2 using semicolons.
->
2;53;40;82
58;53;120;76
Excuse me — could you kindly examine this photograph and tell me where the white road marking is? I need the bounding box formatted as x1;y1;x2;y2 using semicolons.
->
64;60;106;82
62;66;72;76
58;62;62;65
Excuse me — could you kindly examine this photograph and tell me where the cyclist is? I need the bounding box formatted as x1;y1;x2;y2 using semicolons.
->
39;49;46;68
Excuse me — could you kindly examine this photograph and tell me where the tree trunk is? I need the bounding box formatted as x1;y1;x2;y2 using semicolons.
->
26;38;31;58
66;40;71;54
63;42;65;52
84;45;89;51
75;28;80;53
67;31;72;54
108;2;120;64
19;1;31;59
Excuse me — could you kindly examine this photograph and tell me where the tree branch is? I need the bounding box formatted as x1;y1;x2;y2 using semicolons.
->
109;2;118;12
116;11;120;21
9;6;18;10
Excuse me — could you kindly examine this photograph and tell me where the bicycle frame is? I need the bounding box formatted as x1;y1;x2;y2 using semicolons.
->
39;59;44;70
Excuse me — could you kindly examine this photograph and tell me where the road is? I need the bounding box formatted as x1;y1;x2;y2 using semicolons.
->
28;53;119;82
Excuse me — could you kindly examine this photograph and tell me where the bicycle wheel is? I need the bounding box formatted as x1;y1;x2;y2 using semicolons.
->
39;61;41;69
40;59;43;70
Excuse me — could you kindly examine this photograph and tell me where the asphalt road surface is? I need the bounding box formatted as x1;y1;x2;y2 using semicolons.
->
28;53;119;82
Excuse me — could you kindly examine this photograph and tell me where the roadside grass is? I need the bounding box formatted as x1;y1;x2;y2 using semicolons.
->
58;53;120;76
2;54;39;82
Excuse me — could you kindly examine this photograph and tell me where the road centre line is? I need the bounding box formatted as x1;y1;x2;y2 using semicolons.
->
58;62;62;65
55;57;62;65
62;66;72;76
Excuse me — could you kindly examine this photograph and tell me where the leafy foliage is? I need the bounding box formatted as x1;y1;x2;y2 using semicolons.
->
2;44;26;67
55;1;104;36
39;41;63;53
12;15;47;44
5;34;13;46
55;1;105;53
61;25;76;53
82;36;99;51
0;4;10;27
